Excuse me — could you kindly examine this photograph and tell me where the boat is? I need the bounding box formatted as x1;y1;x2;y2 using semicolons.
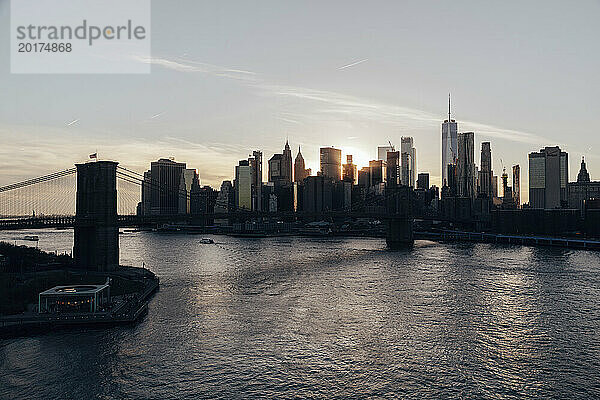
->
199;238;214;244
23;235;39;241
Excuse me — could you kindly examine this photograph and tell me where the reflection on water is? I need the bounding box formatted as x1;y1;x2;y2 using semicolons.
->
1;229;600;399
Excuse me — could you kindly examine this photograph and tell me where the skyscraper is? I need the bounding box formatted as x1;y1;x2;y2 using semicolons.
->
249;151;263;211
268;141;293;185
377;145;394;162
369;160;385;186
456;132;476;198
342;155;357;184
235;160;252;210
479;142;492;198
386;151;400;187
320;147;342;181
417;173;429;190
282;140;293;183
441;94;458;186
178;168;199;214
294;146;310;183
529;146;568;209
512;164;520;207
150;158;186;215
401;137;416;187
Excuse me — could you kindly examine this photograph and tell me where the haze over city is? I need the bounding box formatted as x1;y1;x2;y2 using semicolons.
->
1;0;599;204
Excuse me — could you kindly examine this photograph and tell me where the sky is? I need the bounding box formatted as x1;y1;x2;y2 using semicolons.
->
1;0;599;203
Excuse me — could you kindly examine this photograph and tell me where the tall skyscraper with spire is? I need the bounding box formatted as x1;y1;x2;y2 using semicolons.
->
441;94;458;187
282;140;293;183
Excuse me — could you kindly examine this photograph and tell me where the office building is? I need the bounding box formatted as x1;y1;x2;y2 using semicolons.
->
456;132;476;198
529;146;568;209
358;167;371;187
377;145;394;162
235;160;252;210
178;168;199;214
568;157;600;211
294;146;311;183
512;165;520;207
369;160;385;186
249;151;263;211
492;175;498;198
386;151;400;187
479;142;492;198
342;155;357;184
441;95;458;186
401;137;416;187
150;158;186;215
417;173;429;190
320;147;342;180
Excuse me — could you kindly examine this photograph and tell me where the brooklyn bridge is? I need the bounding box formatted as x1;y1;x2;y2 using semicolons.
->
0;161;414;270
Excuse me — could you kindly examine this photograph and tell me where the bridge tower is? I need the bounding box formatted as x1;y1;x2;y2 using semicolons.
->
385;185;414;249
73;161;119;271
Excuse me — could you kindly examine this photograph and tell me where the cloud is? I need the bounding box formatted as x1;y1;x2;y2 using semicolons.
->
138;55;555;146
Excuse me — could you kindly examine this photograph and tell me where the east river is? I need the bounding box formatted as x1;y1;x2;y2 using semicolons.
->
1;229;600;399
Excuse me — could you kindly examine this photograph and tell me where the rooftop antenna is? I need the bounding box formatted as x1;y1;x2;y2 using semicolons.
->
448;92;451;122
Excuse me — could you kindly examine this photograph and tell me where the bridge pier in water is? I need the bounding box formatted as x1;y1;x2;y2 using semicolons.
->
73;161;119;271
385;186;414;249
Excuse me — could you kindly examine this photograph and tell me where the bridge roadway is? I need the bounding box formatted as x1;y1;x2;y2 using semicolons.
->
0;212;414;230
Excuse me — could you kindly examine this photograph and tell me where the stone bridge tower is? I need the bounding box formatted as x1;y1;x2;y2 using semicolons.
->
73;161;119;271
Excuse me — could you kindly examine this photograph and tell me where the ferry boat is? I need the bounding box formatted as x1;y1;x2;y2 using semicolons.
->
199;238;214;244
23;235;39;241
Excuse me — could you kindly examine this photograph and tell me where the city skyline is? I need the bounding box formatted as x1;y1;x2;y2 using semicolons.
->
1;1;600;204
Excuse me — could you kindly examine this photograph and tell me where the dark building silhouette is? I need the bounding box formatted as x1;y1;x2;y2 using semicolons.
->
342;155;357;184
479;142;492;198
417;173;429;190
303;176;333;212
386;151;400;187
73;161;118;271
294;146;310;183
150;158;186;215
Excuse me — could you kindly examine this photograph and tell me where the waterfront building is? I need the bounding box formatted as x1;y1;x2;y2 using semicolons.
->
303;176;333;212
342;155;357;184
417;173;429;190
39;279;111;313
190;185;218;218
150;158;186;215
294;146;311;183
512;165;520;207
320;147;342;181
235;160;252;210
441;95;458;186
214;181;234;225
401;137;416;187
457;132;476;198
529;146;568;209
479;142;493;198
386;151;400;187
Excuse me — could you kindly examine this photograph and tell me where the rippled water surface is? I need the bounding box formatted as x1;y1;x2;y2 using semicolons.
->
1;229;600;399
